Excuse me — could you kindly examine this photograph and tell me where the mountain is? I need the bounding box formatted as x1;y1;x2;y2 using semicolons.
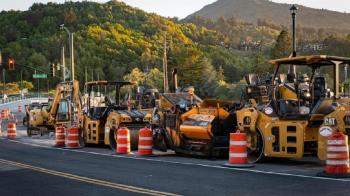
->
0;0;255;99
187;0;350;31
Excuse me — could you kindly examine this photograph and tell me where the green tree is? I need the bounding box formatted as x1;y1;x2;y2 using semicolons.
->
270;30;292;59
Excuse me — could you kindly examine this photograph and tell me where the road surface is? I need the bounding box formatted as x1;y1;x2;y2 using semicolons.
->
1;100;350;196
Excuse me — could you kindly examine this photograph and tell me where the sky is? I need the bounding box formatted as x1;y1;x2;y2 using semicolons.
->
0;0;349;18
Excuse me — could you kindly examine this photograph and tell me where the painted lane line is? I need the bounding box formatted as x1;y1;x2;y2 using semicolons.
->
0;159;179;196
7;139;350;182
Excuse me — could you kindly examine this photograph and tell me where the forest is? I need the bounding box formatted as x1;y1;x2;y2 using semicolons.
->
1;1;350;100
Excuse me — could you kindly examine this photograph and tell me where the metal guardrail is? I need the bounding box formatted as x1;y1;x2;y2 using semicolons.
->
0;93;49;105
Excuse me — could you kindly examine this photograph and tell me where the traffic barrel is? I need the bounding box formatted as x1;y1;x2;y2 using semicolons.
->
18;105;22;113
318;131;350;178
223;130;253;168
116;127;131;154
54;126;66;147
138;127;153;156
7;122;17;139
65;127;80;148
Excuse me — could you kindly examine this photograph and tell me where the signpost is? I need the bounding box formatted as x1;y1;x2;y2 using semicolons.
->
33;74;47;79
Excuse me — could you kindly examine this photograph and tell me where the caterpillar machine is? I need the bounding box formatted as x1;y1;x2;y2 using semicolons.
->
81;81;152;150
236;55;350;163
26;80;82;136
26;99;52;136
48;80;82;128
151;69;238;157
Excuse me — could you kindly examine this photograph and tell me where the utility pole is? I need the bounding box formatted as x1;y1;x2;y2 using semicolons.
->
61;46;66;82
85;66;87;93
60;24;74;81
70;33;75;80
163;32;169;93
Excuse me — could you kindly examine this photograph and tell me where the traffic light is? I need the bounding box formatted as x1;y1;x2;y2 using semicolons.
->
8;57;15;70
51;64;56;77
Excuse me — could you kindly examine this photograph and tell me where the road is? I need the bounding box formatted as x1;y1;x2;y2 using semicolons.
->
1;100;350;196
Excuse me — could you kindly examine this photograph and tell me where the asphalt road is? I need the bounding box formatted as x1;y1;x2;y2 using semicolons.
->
1;140;350;196
1;99;350;196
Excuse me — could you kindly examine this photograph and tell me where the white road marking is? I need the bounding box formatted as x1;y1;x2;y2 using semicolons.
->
5;139;350;182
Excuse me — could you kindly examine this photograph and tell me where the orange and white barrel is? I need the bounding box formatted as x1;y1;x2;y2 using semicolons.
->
116;127;131;154
55;126;66;147
18;105;22;113
138;127;153;156
65;127;80;148
229;131;248;164
7;122;16;139
325;131;349;175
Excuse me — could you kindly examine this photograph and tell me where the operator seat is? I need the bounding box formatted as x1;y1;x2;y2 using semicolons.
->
313;77;326;101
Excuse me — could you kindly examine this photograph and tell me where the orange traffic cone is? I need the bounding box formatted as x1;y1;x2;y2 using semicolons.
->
318;131;350;178
223;130;253;168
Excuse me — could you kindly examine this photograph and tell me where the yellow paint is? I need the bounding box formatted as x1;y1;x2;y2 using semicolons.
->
0;159;179;196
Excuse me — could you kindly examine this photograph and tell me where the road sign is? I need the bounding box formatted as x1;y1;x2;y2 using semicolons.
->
33;74;47;79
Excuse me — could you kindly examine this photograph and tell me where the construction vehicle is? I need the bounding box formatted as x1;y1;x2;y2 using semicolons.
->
151;71;237;157
236;55;350;163
48;80;82;128
81;81;152;150
26;98;53;136
26;80;82;136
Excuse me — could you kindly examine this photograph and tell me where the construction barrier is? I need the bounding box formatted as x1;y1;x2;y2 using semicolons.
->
18;105;22;113
318;131;350;178
138;127;153;156
116;127;131;154
55;126;66;147
65;127;80;148
7;122;16;139
223;130;253;168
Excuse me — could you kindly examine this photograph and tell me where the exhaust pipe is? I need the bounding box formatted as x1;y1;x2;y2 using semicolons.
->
172;68;178;93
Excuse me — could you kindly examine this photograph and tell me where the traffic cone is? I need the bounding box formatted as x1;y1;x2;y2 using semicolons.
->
318;131;350;178
116;127;131;154
223;130;254;168
138;127;154;156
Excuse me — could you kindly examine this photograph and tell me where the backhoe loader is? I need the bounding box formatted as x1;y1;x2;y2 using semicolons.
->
27;80;82;136
236;55;350;163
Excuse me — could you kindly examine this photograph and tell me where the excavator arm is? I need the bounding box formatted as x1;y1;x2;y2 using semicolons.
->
48;80;81;125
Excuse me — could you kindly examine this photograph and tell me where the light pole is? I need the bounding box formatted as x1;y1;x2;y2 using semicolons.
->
290;4;298;75
60;24;75;81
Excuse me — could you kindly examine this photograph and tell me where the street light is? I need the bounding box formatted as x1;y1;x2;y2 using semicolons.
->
290;5;298;57
289;4;298;75
60;24;75;81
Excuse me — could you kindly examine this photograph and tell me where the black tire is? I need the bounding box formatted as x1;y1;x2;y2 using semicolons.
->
109;128;117;151
79;128;86;147
246;128;265;163
27;127;32;137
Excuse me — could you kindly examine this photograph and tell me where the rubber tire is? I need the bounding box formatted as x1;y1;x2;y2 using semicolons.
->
247;128;265;163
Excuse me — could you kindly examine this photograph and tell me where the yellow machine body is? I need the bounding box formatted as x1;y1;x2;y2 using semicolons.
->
237;55;350;163
317;98;350;160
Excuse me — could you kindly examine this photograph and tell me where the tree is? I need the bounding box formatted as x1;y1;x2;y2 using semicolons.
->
270;30;292;59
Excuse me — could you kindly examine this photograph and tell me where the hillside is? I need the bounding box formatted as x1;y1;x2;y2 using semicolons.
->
0;0;259;99
188;0;350;31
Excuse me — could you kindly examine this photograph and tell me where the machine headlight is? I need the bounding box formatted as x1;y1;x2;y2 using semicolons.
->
324;117;337;126
179;103;186;109
247;87;252;93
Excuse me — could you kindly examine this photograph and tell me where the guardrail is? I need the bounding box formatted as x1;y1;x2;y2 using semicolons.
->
0;93;49;105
